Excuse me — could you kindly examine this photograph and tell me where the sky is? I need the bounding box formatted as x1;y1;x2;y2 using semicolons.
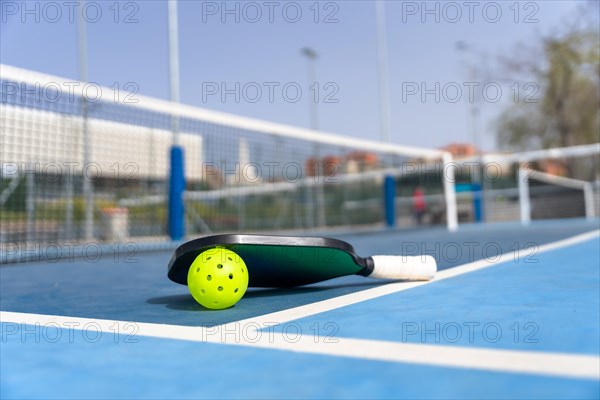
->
0;0;588;152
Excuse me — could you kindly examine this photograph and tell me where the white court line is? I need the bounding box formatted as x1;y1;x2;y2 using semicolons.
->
1;311;598;380
1;230;599;380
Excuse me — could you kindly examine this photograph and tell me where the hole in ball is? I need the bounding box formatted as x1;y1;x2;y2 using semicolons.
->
228;257;232;261
196;267;200;273
218;286;223;291
234;288;239;293
207;275;212;281
217;264;223;269
200;289;205;294
207;256;212;260
229;273;233;279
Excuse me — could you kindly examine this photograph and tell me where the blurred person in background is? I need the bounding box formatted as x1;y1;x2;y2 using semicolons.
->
413;186;426;225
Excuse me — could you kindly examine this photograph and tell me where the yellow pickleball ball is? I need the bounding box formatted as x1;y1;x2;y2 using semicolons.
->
187;248;249;310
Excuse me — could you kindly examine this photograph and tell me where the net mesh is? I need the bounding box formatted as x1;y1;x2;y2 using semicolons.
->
526;169;597;220
1;65;451;258
470;149;600;223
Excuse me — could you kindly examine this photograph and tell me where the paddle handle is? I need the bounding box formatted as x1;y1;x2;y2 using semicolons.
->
368;255;437;281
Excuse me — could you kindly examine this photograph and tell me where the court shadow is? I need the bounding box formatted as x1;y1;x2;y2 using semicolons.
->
145;289;328;311
146;294;211;312
146;280;388;312
242;280;387;299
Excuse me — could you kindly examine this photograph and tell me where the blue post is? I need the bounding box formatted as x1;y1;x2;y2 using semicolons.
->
472;183;483;223
384;175;396;228
168;146;185;240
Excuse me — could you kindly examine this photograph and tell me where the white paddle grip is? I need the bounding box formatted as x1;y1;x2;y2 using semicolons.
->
369;255;437;281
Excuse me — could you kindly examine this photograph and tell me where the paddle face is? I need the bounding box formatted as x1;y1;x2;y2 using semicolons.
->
168;234;371;287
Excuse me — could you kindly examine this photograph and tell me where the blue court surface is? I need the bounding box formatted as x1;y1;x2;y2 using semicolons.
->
1;219;599;399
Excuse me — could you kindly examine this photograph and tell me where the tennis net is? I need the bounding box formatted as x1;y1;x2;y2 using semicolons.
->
519;167;597;222
457;145;600;224
1;65;458;260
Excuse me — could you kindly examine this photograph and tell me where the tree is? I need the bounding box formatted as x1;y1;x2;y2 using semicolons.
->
496;3;599;151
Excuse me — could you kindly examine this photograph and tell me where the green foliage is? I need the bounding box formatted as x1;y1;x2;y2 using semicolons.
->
497;20;599;150
0;178;26;212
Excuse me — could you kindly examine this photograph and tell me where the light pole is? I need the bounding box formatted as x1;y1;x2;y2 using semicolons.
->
168;0;181;143
375;1;391;143
455;41;481;156
78;0;94;240
301;47;319;131
301;47;326;228
456;41;485;222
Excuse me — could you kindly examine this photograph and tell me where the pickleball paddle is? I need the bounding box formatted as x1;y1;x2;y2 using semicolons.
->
168;234;436;288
